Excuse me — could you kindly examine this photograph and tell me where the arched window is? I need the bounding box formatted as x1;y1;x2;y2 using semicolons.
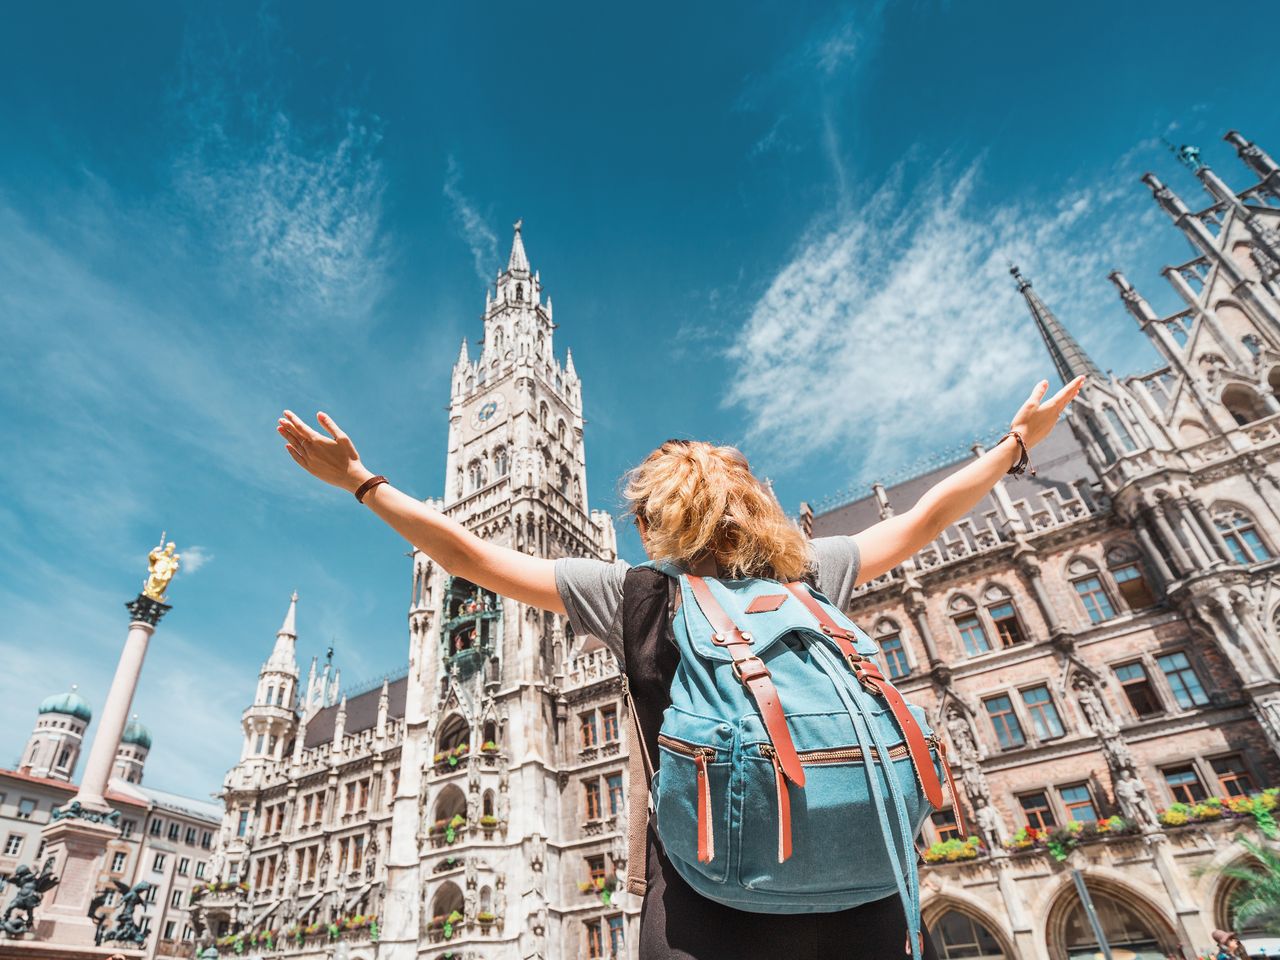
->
1067;558;1116;624
873;620;910;679
492;327;505;354
265;685;275;706
1059;885;1169;959
1102;405;1137;452
482;789;495;818
1214;508;1273;564
928;910;1007;959
429;879;465;926
557;419;566;445
477;365;487;386
948;595;991;656
1083;413;1116;464
465;376;474;393
515;283;524;301
1178;419;1212;444
537;331;545;357
435;716;470;758
1222;384;1268;425
494;446;509;477
982;585;1026;648
1106;546;1156;609
540;402;549;429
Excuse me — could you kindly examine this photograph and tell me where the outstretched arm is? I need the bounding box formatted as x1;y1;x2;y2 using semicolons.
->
277;410;567;615
852;376;1084;585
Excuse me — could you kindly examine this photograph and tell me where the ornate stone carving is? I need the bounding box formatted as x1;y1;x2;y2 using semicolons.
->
1113;767;1159;833
50;799;122;826
91;879;153;946
973;796;1004;848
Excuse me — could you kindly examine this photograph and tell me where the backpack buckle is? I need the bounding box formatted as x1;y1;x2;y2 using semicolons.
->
732;657;770;685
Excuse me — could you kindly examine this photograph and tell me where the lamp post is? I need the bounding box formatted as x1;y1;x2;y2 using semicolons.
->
1072;869;1114;960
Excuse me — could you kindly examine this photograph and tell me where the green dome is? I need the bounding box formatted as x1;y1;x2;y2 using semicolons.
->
121;717;152;750
39;688;92;723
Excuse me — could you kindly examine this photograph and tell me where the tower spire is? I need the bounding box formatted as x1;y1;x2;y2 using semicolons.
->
507;219;530;273
1010;265;1103;384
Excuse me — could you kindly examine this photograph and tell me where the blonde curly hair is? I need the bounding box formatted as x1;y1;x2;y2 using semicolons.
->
622;439;813;582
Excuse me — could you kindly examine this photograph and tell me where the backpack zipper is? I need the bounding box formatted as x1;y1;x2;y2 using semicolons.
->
759;734;942;766
657;734;718;761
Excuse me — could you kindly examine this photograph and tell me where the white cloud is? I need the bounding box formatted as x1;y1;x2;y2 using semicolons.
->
725;158;1160;481
180;545;214;575
443;155;498;284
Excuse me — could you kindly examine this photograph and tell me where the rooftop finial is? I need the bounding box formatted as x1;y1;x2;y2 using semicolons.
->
1011;264;1103;385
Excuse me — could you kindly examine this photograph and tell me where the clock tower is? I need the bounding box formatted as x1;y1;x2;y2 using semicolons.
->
382;220;624;960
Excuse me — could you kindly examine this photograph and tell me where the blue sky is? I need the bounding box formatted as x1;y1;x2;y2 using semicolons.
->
2;0;1276;797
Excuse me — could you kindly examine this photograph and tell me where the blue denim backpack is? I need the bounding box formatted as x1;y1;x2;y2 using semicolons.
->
627;562;955;959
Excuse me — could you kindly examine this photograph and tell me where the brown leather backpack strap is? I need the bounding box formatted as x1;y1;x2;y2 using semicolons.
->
783;581;945;810
623;676;651;896
685;575;805;788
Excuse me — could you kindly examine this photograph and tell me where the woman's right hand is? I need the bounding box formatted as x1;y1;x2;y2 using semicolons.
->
278;410;374;494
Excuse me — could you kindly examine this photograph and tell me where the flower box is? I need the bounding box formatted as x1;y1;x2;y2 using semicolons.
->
921;836;985;863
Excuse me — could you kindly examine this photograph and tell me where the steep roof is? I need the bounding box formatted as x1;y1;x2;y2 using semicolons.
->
303;674;407;749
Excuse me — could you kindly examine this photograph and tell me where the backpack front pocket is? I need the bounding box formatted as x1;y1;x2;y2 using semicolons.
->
736;741;926;896
654;734;732;883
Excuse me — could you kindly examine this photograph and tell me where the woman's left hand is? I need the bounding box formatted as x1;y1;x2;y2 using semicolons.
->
1010;375;1086;450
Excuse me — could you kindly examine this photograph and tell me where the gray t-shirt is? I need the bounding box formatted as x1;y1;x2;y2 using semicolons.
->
554;536;861;665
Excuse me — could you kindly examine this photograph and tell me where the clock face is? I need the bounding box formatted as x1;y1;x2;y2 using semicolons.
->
471;393;505;428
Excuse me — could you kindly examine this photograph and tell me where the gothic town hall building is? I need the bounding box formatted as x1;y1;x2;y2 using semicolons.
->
197;130;1280;960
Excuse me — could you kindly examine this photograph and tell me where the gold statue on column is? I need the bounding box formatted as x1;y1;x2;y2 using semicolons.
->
142;532;181;602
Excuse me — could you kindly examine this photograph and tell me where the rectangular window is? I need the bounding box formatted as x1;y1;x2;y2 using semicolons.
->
236;810;249;837
345;782;357;813
1017;792;1057;831
168;822;181;841
185;827;197;845
955;614;992;656
183;926;193;941
1060;784;1097;822
201;831;212;849
358;778;370;811
584;780;602;820
121;819;136;839
931;809;960;843
580;712;599;749
607;773;625;816
1074;576;1116;623
195;861;206;880
1162;764;1207;804
879;634;911;679
254;734;265;754
163;921;177;940
984;695;1025;750
338;839;349;873
586;919;604;959
1156;652;1209;709
4;834;22;856
1114;662;1163;717
16;798;36;820
1211;755;1256;798
587;854;606;887
111;851;127;872
152;853;167;873
1112;564;1156;609
1021;686;1064;740
177;856;190;876
170;889;183;909
228;861;239;883
352;836;364;871
36;839;45;859
608;915;626;957
989;603;1026;647
150;818;164;837
600;706;619;744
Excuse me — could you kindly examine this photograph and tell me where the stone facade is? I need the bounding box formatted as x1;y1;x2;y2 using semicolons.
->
1;695;220;960
806;130;1280;960
199;224;630;960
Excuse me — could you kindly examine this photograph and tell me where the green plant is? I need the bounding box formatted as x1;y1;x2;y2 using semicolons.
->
1217;835;1280;933
921;836;984;863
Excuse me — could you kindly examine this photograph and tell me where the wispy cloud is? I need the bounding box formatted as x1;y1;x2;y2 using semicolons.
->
725;156;1160;481
171;27;388;325
444;155;498;284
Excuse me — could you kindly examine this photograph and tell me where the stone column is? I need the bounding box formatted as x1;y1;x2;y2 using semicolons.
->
38;591;171;948
1188;496;1234;563
1149;503;1195;574
1134;518;1176;584
1173;501;1214;569
1015;550;1062;635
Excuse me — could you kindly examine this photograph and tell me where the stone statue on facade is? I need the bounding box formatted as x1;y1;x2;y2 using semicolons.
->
1114;767;1159;832
467;789;481;826
1072;674;1118;737
91;879;153;946
973;796;1004;848
944;706;982;761
142;537;181;602
1;858;59;937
